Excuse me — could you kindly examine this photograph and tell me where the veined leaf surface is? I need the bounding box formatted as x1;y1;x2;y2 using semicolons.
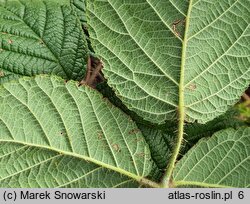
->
87;0;250;124
0;75;157;187
71;0;87;25
173;127;250;188
0;0;88;83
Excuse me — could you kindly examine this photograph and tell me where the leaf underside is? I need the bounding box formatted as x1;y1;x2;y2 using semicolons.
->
96;81;176;171
0;0;88;83
0;0;249;188
0;75;157;187
87;0;250;124
174;127;250;188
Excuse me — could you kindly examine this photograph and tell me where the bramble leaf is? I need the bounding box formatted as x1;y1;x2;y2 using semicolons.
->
87;0;250;124
0;0;249;189
71;0;86;25
0;0;88;83
173;127;250;188
0;75;159;187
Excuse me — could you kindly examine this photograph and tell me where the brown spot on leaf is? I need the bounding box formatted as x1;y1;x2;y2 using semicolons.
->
97;131;103;140
134;137;144;143
8;39;13;44
172;19;186;38
0;71;4;77
128;128;140;135
173;19;181;25
172;19;181;37
187;83;197;91
112;144;121;152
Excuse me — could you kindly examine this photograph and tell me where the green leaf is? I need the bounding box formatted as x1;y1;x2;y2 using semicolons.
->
173;127;250;188
138;124;174;171
70;0;95;55
0;75;159;187
87;0;250;124
180;108;248;165
0;0;88;83
185;107;247;142
71;0;86;25
96;81;176;171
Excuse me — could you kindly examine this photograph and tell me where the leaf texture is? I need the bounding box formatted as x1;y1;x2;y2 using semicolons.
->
185;107;247;142
96;81;176;171
0;0;88;83
138;124;174;170
173;127;250;188
0;75;156;187
71;0;86;25
87;0;250;124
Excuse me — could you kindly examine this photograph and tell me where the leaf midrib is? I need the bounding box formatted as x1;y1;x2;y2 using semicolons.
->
161;0;193;187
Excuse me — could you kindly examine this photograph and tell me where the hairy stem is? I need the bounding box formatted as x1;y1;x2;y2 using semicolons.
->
173;181;231;188
161;0;193;188
140;178;161;188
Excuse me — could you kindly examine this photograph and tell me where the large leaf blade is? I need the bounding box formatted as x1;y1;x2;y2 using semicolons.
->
0;143;139;187
0;0;88;83
0;75;157;187
184;0;250;123
87;0;250;124
173;127;250;188
87;0;186;123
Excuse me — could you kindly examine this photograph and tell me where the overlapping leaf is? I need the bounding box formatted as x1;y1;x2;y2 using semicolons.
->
0;0;249;189
185;107;247;141
71;0;86;25
0;0;88;83
87;0;250;124
0;75;158;187
96;82;176;170
173;127;250;188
